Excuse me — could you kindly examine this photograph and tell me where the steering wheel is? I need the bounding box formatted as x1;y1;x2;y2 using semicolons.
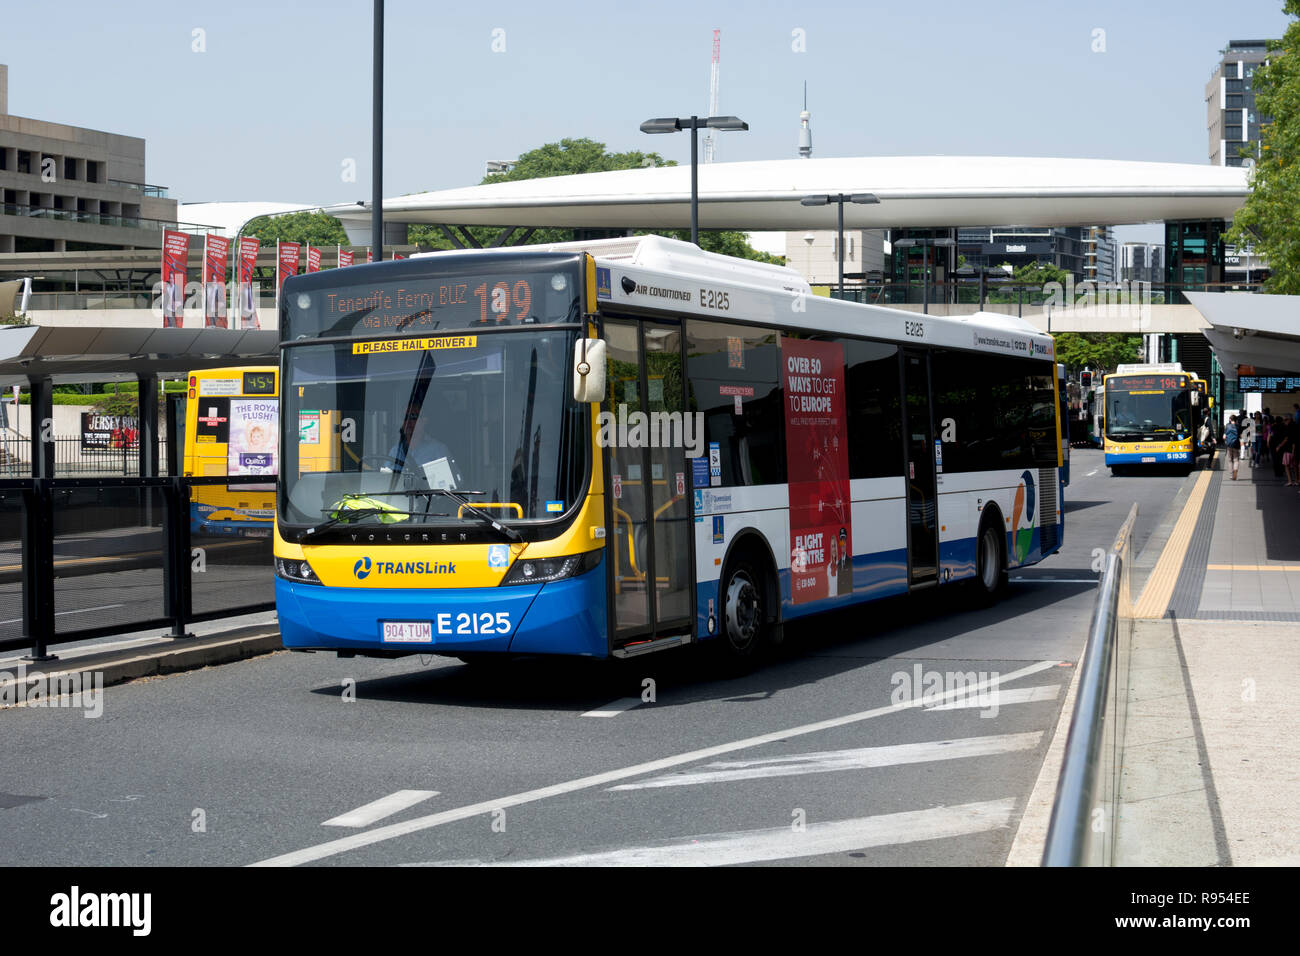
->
359;454;403;472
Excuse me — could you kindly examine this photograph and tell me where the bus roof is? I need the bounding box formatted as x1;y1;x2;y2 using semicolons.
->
420;236;1053;362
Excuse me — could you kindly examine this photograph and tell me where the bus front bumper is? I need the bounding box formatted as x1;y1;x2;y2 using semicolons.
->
1106;451;1190;464
275;557;607;658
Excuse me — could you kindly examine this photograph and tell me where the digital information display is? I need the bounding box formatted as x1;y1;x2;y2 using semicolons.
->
242;371;276;395
283;258;583;340
1239;376;1300;392
1109;375;1188;391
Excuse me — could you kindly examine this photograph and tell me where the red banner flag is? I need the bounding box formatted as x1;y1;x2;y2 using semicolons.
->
202;234;230;329
392;251;404;260
366;249;373;264
237;236;260;329
306;246;322;273
161;230;190;328
276;241;301;305
781;336;852;604
337;247;354;268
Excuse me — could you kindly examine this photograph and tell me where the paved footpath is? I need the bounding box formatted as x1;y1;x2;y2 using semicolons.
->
1117;450;1300;865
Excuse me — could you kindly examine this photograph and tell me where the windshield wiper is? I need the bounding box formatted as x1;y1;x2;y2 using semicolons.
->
414;489;524;542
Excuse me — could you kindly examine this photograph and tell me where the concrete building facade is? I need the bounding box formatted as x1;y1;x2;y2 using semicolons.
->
0;64;179;255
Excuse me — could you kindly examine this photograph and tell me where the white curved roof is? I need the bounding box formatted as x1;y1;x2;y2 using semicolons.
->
179;201;317;236
324;156;1249;230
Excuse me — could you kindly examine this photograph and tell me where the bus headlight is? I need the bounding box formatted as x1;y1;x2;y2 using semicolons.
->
276;557;323;585
500;550;600;586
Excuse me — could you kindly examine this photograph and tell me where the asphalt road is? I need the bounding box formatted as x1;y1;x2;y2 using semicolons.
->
0;448;1191;866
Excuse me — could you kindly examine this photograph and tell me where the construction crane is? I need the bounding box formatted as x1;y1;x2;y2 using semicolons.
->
703;29;721;164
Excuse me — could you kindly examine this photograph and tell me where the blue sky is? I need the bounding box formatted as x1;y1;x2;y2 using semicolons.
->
3;0;1292;242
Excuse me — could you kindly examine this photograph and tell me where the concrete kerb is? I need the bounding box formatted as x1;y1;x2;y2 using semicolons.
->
0;624;283;703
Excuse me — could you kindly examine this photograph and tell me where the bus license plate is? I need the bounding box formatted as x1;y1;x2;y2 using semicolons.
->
381;620;433;643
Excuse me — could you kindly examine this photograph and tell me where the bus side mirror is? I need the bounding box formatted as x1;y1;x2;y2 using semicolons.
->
1191;391;1200;406
573;338;607;403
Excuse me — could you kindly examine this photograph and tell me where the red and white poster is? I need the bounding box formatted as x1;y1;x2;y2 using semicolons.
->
337;247;354;268
276;241;301;305
160;229;190;328
781;336;852;603
236;236;260;329
366;249;373;264
306;246;322;273
202;234;229;329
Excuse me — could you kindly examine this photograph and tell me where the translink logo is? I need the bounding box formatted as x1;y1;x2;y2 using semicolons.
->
352;556;455;579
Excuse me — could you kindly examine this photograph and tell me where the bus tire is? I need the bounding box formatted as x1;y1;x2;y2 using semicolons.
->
718;553;768;666
972;514;1007;607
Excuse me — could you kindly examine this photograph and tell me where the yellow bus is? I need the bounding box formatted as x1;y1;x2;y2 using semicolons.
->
184;366;278;537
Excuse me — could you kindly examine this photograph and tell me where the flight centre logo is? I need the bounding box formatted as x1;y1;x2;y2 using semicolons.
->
1011;470;1037;564
352;556;456;579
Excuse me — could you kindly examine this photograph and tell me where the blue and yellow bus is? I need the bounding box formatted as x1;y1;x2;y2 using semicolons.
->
1102;363;1198;473
274;237;1064;663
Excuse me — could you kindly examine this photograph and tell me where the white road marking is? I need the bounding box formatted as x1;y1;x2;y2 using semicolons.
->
0;603;124;626
249;659;1060;867
581;698;643;717
1086;469;1098;477
606;732;1040;790
925;685;1060;711
407;799;1017;867
322;790;440;828
1010;578;1099;584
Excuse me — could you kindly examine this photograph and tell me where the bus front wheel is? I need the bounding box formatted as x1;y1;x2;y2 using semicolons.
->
719;556;767;666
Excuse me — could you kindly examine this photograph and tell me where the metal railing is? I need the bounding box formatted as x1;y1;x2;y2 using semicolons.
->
0;202;220;235
1043;502;1138;866
0;436;171;477
0;475;275;659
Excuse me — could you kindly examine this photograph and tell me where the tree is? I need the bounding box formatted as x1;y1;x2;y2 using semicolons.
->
1226;1;1300;293
1011;261;1073;288
1052;332;1142;373
408;137;783;264
245;211;348;247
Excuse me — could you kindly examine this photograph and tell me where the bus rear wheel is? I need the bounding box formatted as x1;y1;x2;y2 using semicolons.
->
972;520;1007;607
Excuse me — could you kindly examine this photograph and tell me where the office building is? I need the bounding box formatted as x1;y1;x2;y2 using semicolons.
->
1206;40;1271;167
0;64;178;255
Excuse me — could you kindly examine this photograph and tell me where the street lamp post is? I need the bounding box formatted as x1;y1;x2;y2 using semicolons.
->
640;115;748;246
801;193;880;298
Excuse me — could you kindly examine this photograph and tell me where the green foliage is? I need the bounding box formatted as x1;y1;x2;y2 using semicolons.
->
1052;332;1143;373
1226;1;1300;293
1011;261;1073;287
245;211;349;247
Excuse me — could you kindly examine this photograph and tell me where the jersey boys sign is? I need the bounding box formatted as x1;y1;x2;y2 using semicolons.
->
781;336;852;604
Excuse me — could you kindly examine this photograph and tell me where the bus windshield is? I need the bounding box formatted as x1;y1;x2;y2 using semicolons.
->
1105;378;1192;438
280;328;586;530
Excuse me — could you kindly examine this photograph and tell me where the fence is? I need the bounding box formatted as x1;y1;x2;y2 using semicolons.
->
1042;503;1137;866
0;475;275;659
0;435;172;478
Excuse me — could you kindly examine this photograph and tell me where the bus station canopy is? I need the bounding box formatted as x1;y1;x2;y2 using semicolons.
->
0;325;279;387
324;156;1250;231
1186;292;1300;377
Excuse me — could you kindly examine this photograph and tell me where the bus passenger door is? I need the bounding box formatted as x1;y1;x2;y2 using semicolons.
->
603;318;692;648
902;351;938;585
